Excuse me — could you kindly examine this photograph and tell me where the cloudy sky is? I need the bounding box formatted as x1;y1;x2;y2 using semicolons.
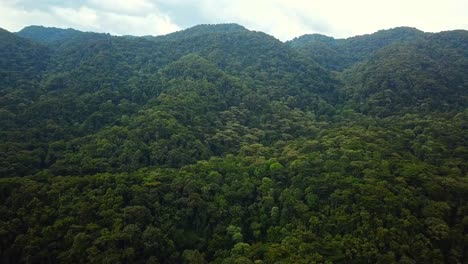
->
1;0;467;41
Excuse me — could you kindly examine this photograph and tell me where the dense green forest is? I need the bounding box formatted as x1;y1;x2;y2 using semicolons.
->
0;24;467;263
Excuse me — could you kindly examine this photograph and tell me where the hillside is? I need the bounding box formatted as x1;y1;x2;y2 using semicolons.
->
288;27;425;71
0;24;467;264
341;33;468;116
16;25;89;44
0;28;50;89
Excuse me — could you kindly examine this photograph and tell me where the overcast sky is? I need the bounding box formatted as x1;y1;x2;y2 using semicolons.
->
1;0;467;41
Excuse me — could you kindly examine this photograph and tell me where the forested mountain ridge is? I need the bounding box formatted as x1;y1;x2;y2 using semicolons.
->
149;23;249;42
287;27;425;71
340;32;468;116
0;24;467;263
0;27;50;88
2;24;339;177
16;25;94;44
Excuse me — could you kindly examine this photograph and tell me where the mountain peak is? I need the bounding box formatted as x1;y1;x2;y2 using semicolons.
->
287;34;336;48
351;26;424;40
375;26;423;34
18;25;79;32
0;27;10;34
153;23;248;41
186;23;247;31
16;25;94;43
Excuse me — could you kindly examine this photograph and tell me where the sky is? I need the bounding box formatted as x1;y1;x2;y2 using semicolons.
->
0;0;467;41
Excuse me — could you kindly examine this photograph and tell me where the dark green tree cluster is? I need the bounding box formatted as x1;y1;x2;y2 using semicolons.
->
0;24;467;263
287;27;425;71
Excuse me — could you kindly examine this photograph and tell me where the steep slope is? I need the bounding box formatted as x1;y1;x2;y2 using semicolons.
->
0;28;50;148
340;30;468;116
16;25;87;44
19;24;338;106
150;23;248;41
288;27;424;70
1;24;338;177
18;24;338;119
0;27;50;89
45;54;249;175
152;27;338;106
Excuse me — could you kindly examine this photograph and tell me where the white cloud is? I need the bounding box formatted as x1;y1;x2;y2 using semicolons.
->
193;0;468;40
0;1;59;31
87;0;156;15
48;5;179;35
0;0;180;36
50;6;98;30
279;0;468;38
0;0;467;40
99;12;180;36
193;0;329;40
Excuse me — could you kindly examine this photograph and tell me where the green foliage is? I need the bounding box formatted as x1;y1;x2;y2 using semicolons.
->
288;27;424;71
340;34;468;116
0;24;467;263
16;25;91;44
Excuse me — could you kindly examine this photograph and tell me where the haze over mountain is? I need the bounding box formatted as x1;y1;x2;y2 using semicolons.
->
0;24;467;263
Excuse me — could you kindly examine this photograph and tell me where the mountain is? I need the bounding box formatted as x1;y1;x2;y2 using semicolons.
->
289;27;467;116
288;27;425;70
16;25;102;44
0;24;467;264
0;27;49;88
341;31;468;116
150;23;248;41
1;24;338;176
